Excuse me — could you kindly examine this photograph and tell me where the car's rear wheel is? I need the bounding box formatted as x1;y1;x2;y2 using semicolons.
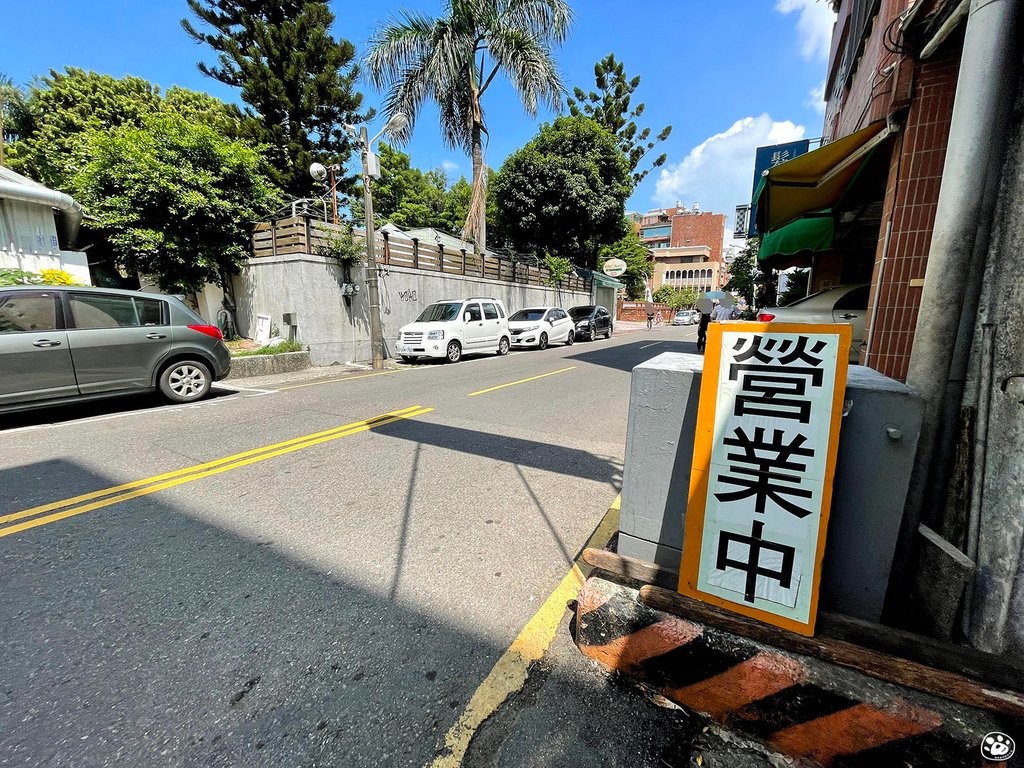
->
606;325;613;339
497;336;510;356
538;332;548;351
159;360;212;403
446;341;462;363
400;355;417;362
565;331;575;346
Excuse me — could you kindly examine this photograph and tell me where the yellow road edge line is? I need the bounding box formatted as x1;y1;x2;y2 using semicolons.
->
0;407;434;539
466;366;577;397
0;406;427;528
431;494;621;768
275;369;408;391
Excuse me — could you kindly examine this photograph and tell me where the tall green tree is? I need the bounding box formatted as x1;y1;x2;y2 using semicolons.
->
598;225;653;299
182;0;371;197
354;143;448;229
653;285;699;310
10;68;162;188
0;75;28;164
72;112;279;293
725;238;760;309
366;0;573;251
495;116;630;268
567;53;672;186
778;268;810;306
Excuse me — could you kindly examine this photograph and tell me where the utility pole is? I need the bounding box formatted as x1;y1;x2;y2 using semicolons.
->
360;125;385;370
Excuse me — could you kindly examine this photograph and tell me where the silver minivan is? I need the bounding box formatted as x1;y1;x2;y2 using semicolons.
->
0;285;231;414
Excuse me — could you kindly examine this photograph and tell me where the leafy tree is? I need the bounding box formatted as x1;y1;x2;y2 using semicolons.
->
354;143;448;229
72;112;279;293
542;254;573;286
567;54;672;186
652;285;698;310
495;116;631;269
778;268;810;306
9;68;162;188
0;74;28;163
367;0;573;250
182;0;371;197
598;225;653;299
725;239;759;309
8;69;245;187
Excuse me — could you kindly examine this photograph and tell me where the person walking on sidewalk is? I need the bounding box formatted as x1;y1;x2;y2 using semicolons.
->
711;299;732;323
696;306;711;352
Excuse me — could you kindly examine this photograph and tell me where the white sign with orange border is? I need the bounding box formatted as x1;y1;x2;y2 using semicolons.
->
678;321;851;636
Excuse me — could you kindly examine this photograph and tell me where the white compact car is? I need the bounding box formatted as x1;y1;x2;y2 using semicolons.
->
508;307;576;350
396;297;511;363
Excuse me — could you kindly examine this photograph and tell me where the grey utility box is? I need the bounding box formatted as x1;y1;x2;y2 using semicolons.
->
617;352;925;622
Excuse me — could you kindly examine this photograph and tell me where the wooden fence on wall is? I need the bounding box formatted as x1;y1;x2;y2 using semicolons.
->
251;216;592;294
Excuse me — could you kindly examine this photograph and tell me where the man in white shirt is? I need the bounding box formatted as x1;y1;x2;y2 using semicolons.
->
711;300;732;323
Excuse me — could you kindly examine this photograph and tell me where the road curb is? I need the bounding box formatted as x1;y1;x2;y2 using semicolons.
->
575;576;1013;767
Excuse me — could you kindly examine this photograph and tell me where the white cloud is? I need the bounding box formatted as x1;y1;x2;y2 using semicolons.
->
653;115;806;233
775;0;836;61
806;80;826;114
441;159;460;174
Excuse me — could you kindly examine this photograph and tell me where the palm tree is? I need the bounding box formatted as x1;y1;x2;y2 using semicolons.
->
366;0;573;251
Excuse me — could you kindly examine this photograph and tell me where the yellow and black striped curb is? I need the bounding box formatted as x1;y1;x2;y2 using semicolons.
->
575;576;1019;767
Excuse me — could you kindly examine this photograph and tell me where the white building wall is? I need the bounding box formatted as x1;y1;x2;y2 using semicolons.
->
0;198;91;284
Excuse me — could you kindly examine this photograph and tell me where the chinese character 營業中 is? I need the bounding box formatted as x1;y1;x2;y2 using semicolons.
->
728;335;828;423
714;426;815;518
716;520;796;603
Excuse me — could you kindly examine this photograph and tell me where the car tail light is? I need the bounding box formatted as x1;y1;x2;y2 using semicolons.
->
187;324;224;340
757;312;776;322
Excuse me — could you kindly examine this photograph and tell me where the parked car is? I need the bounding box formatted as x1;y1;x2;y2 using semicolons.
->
396;297;511;363
672;310;696;326
508;307;575;349
756;283;870;363
568;305;613;340
0;285;231;414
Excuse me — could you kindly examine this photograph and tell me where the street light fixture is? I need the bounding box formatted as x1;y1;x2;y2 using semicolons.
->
351;111;408;371
309;161;343;225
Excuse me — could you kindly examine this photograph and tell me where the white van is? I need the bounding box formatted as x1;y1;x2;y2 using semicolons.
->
396;297;511;363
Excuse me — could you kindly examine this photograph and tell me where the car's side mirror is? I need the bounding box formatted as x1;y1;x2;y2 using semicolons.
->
464;312;471;323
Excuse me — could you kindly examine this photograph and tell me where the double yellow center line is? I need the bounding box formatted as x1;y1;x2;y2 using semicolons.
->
0;405;432;539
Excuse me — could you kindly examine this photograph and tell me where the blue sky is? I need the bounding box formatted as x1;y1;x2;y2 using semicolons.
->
4;1;835;233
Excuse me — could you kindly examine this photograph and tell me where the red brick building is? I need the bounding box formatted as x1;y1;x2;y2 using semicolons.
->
631;206;728;293
755;0;965;381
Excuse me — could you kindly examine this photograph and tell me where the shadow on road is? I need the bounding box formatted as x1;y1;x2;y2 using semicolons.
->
0;386;239;431
565;339;702;373
0;459;699;767
369;418;623;487
0;460;494;767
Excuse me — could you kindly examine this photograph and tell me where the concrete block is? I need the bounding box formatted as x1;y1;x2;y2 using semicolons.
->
226;350;310;380
618;354;926;622
618;352;704;566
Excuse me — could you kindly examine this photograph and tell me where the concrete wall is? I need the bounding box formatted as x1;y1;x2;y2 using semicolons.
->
0;248;91;285
234;254;593;365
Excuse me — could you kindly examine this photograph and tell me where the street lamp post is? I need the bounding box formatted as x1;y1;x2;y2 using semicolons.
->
358;125;385;370
348;112;408;371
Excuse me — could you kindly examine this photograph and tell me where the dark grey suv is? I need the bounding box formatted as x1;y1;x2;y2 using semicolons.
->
0;285;231;414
